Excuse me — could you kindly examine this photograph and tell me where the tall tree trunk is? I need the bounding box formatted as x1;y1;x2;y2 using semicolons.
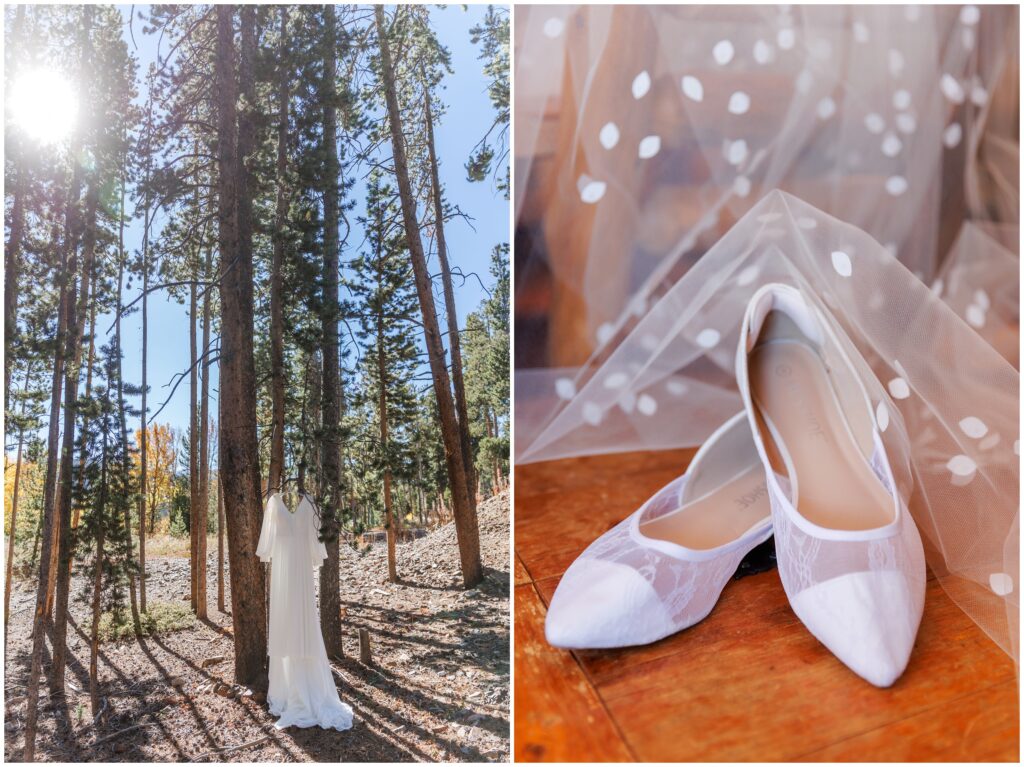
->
52;180;100;691
190;280;199;612
139;98;154;616
318;4;343;657
217;472;225;613
72;271;98;530
374;6;482;588
89;428;108;720
88;521;105;719
197;248;212;619
415;454;425;527
4;365;33;640
493;409;503;491
24;41;86;763
217;4;268;687
423;84;476;513
378;319;397;583
114;173;141;634
42;238;74;620
4;168;24;412
4;5;27;415
268;5;289;494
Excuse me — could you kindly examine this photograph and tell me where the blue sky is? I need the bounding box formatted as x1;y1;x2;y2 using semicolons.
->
111;4;509;438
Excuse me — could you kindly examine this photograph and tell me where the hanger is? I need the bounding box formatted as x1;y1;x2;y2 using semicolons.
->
262;475;301;502
262;471;323;523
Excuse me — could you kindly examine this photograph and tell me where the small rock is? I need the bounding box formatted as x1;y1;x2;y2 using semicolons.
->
170;677;186;689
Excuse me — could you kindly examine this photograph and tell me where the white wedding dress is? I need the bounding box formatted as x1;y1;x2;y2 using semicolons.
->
256;493;354;731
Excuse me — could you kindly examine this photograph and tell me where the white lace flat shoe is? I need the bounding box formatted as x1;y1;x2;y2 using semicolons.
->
736;283;926;687
545;412;772;650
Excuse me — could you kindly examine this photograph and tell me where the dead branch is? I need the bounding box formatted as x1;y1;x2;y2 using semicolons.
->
191;735;272;762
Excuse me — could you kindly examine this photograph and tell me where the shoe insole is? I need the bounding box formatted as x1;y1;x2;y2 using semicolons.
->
641;464;769;550
749;340;895;531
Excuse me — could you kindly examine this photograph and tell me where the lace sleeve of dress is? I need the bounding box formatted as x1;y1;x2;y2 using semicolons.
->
256;496;276;563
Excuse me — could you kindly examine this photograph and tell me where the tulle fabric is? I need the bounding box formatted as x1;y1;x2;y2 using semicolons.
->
257;494;353;731
517;191;1019;663
515;5;1018;347
515;5;1019;662
933;222;1019;367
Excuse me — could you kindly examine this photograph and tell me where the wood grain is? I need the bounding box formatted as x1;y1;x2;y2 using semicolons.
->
514;584;633;762
514;553;532;587
514;450;1020;762
795;680;1020;762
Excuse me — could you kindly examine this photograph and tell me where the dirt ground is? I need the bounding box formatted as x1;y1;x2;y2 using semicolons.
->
3;491;510;762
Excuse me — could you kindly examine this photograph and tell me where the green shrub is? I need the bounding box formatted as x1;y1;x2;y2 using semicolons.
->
98;601;195;642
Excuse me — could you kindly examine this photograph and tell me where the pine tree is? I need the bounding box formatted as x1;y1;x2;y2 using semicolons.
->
73;343;140;720
318;3;345;658
20;5;138;757
351;172;420;581
52;2;137;693
215;3;269;688
463;244;511;496
374;5;482;588
419;46;477;514
466;5;510;198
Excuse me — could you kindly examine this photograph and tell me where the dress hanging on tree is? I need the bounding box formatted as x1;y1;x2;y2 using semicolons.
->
257;493;354;731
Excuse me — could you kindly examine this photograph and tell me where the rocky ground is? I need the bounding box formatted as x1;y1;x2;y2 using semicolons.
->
3;491;510;762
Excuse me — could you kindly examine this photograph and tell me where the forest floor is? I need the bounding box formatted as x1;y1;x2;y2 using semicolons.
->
3;491;510;763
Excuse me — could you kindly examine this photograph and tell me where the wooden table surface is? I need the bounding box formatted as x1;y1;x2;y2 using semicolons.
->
514;449;1020;762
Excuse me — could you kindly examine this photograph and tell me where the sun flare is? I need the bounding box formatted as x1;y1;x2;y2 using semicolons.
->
8;68;78;145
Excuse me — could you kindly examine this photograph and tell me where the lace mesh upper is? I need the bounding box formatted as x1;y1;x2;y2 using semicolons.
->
548;473;770;648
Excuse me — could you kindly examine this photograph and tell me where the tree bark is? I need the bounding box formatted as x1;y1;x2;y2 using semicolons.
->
378;318;397;583
31;504;42;571
217;4;268;687
89;425;108;720
268;4;289;494
423;83;476;513
114;172;141;634
197;248;211;619
88;521;105;719
52;179;100;691
217;473;225;614
190;280;199;612
72;268;98;530
318;4;343;657
139;96;154;616
374;6;482;588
